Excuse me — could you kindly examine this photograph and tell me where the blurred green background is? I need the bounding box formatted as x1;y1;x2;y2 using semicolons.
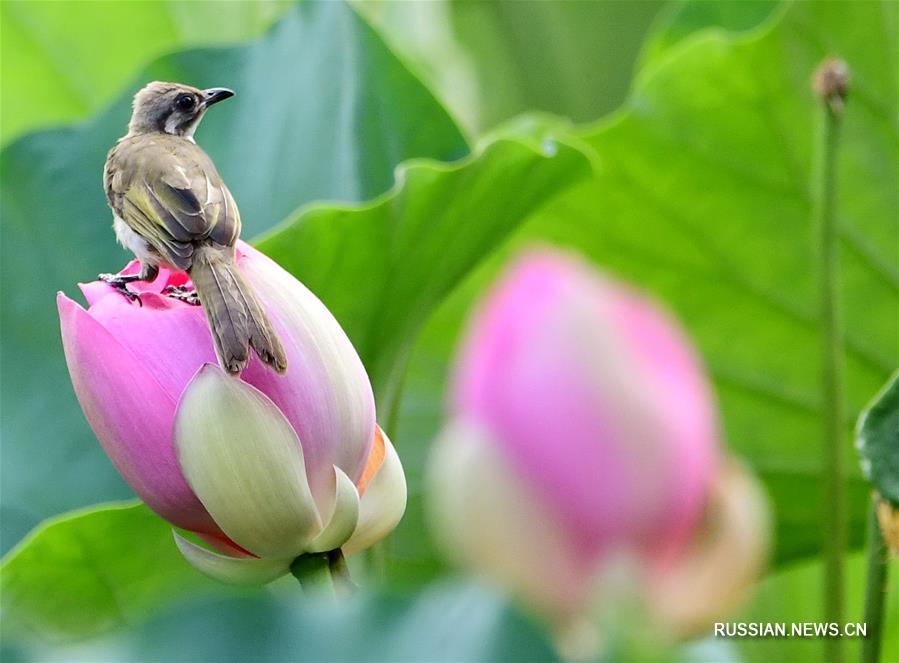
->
1;1;896;661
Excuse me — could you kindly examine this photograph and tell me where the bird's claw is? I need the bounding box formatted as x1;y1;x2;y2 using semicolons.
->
98;273;142;306
164;285;201;306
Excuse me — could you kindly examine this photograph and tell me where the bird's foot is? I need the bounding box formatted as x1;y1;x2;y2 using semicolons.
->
163;285;201;306
99;273;142;306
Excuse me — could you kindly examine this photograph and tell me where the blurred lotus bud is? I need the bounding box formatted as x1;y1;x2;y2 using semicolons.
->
59;241;406;583
428;248;767;641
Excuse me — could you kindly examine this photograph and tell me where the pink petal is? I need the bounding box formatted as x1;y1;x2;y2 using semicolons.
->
78;262;187;307
605;281;719;561
58;293;221;535
83;282;218;403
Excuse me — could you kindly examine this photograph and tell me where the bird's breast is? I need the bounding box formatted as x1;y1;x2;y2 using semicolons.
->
113;215;160;266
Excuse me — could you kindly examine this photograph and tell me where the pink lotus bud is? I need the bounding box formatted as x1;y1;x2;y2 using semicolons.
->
428;248;720;624
58;242;406;583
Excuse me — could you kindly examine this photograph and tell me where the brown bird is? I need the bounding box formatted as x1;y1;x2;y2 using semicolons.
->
101;81;287;375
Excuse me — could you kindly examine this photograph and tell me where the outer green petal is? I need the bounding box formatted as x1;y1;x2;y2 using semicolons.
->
173;532;290;585
175;364;321;558
343;431;407;555
306;466;360;553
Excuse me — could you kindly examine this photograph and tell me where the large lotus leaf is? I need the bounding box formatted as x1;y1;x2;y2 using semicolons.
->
0;0;291;145
638;0;781;69
0;0;467;553
357;0;665;135
0;502;238;642
125;583;558;663
5;568;556;662
1;502;556;662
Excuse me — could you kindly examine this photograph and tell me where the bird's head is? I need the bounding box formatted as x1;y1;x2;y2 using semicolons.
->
127;81;234;140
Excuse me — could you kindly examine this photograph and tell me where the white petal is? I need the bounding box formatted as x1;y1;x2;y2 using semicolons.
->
174;532;290;585
175;364;321;558
426;418;595;623
343;428;407;555
306;466;360;553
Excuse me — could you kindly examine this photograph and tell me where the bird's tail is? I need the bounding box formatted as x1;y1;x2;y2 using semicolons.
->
190;245;287;375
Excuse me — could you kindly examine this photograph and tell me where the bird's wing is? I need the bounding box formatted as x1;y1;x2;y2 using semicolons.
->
109;139;240;269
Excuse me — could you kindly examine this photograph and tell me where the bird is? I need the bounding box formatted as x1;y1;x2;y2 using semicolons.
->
101;81;287;376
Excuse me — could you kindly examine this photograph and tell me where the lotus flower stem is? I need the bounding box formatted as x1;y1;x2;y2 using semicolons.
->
812;56;850;663
328;549;358;597
290;552;335;596
861;495;888;663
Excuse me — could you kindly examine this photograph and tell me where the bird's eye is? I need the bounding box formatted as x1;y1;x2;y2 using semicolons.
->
175;94;196;111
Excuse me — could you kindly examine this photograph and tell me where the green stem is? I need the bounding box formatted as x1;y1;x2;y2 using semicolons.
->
813;58;848;663
290;552;334;596
861;497;889;663
328;548;358;597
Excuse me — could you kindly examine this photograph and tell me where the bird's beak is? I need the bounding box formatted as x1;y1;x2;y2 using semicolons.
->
201;88;235;108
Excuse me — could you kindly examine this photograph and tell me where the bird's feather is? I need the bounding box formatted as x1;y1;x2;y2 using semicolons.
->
104;134;241;269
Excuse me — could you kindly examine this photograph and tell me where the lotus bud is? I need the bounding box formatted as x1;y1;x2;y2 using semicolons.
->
428;248;765;640
58;242;406;584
